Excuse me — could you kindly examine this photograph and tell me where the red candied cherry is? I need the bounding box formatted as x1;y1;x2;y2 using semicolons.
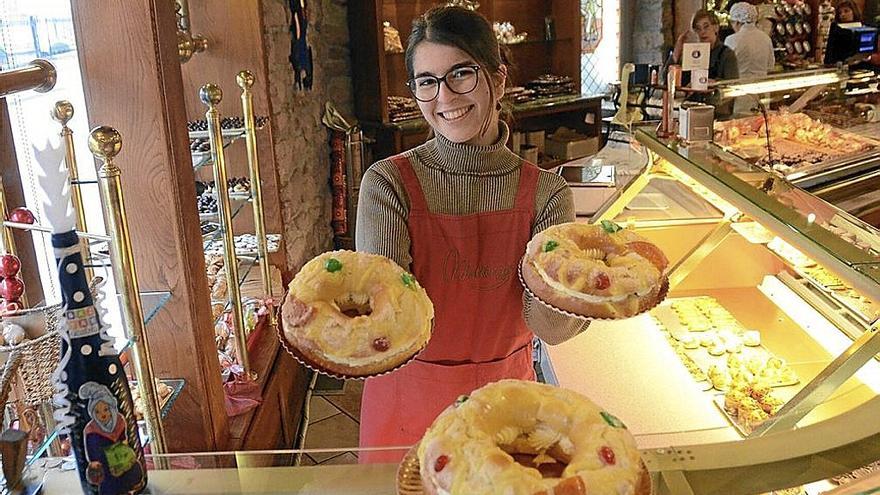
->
372;337;389;352
434;454;449;472
598;446;616;465
594;272;611;290
8;207;35;225
0;254;21;278
0;277;24;301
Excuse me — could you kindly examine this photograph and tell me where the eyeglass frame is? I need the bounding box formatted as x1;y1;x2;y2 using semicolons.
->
405;65;483;102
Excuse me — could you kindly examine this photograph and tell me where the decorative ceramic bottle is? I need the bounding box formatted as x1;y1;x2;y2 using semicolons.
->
37;141;147;494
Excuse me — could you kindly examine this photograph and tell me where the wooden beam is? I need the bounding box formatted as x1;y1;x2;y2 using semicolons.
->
70;0;229;452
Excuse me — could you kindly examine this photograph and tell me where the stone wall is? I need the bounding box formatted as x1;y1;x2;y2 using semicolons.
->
262;0;354;270
632;0;673;65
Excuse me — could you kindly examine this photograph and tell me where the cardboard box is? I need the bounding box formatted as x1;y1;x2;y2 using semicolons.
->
545;131;599;160
525;130;545;153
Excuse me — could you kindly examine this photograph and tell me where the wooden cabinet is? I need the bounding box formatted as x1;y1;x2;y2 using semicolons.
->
362;94;603;167
348;0;601;162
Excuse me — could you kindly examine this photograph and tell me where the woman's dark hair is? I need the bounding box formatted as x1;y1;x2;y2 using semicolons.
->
835;0;862;22
405;6;507;137
691;9;721;29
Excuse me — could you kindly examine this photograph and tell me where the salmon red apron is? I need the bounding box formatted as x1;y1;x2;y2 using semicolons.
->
359;154;539;463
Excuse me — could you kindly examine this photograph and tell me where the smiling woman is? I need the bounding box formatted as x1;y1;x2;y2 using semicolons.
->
355;5;591;465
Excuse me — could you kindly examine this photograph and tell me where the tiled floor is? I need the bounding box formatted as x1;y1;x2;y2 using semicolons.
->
300;379;363;465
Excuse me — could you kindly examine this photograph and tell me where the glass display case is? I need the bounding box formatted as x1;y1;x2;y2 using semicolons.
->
709;68;880;227
542;125;880;494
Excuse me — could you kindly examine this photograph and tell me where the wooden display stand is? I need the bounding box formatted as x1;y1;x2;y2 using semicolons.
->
348;0;603;163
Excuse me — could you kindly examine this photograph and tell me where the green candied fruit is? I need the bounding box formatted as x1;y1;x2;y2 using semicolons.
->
543;240;559;252
454;395;469;407
401;272;416;289
324;258;343;273
600;220;623;234
600;411;627;429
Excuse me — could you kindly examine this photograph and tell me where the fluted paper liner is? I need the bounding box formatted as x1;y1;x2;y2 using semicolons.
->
397;443;423;495
396;441;654;495
277;292;433;381
518;257;669;321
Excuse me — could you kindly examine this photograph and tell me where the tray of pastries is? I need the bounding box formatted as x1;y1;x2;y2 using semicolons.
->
653;297;798;389
714;112;879;176
714;380;786;436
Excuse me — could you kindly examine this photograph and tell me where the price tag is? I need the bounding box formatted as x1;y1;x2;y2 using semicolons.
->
682;42;710;71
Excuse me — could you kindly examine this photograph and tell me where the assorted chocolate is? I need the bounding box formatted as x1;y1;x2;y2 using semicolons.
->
524;74;577;99
196;177;251;197
197;194;218;215
200;221;218;236
505;74;578;105
203;233;281;257
388;96;421;123
187;115;269;133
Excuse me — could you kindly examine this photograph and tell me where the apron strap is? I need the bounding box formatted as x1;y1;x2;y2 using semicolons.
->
390;154;429;214
514;161;539;221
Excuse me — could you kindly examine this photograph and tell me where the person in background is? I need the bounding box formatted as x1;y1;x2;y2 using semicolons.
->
356;6;588;463
670;9;740;84
664;9;739;116
824;0;866;65
726;2;776;78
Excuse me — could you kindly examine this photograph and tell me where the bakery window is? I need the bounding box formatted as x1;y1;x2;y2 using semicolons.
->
0;0;129;344
580;0;621;96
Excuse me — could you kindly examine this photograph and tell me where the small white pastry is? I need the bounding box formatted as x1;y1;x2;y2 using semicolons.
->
743;330;761;347
708;343;726;356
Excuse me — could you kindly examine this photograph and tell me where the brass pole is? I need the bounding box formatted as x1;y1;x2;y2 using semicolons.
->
200;84;252;377
236;71;275;327
88;126;167;454
175;0;208;64
0;60;56;98
51;101;93;281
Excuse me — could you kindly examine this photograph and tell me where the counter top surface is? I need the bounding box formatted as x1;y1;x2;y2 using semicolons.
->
39;462;399;494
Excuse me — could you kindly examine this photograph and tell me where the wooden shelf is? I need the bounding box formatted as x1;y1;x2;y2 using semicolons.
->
350;0;584;125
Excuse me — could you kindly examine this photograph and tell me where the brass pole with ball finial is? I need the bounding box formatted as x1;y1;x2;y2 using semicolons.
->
89;126;167;454
237;70;275;328
201;84;252;379
51;101;93;282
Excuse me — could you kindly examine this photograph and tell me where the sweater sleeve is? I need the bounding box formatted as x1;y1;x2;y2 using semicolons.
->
355;164;413;271
522;174;590;345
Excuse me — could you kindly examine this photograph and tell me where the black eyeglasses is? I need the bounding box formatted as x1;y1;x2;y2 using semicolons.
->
406;65;482;102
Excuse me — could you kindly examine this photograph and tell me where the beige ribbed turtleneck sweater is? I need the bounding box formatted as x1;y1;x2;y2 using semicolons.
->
356;123;588;345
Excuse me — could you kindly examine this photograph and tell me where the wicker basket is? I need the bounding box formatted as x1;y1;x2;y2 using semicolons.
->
0;304;62;407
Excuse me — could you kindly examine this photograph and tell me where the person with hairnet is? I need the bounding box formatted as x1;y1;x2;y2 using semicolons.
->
80;381;144;494
725;2;776;78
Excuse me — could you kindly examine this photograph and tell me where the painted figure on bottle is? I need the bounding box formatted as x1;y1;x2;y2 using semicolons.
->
81;382;144;493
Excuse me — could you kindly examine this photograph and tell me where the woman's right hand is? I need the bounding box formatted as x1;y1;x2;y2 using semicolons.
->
673;30;697;63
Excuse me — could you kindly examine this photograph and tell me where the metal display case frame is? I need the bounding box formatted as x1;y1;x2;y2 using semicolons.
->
579;125;880;494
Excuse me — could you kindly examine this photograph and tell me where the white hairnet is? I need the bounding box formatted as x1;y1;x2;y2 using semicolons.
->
730;2;759;24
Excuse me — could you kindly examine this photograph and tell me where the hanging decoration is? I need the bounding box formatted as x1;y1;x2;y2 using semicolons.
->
581;0;604;54
289;0;314;91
